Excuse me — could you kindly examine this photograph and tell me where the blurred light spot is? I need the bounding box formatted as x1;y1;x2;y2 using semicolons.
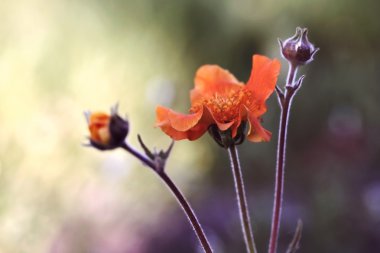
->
100;153;132;181
79;182;119;221
145;77;175;106
328;105;362;138
363;183;380;221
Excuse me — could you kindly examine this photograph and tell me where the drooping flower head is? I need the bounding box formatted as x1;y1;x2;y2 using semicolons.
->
85;105;129;150
156;55;280;145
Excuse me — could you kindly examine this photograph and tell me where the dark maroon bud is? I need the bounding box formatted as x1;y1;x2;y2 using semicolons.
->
279;27;319;66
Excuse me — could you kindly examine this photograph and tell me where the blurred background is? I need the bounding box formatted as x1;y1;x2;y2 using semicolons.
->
0;0;379;252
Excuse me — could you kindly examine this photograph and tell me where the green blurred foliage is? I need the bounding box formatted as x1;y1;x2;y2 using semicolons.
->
0;0;379;252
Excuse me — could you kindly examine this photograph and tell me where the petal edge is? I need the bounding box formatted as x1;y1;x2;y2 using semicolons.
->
247;112;272;142
246;55;281;102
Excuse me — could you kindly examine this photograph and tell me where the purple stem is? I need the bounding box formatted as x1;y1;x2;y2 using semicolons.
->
228;144;257;253
268;62;298;253
121;142;213;253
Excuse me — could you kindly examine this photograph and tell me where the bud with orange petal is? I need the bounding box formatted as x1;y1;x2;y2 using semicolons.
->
85;105;129;150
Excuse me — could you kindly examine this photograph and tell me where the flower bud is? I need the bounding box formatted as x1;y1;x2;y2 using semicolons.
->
279;27;318;66
85;105;129;150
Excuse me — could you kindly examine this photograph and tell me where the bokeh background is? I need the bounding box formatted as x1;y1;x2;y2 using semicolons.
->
0;0;380;252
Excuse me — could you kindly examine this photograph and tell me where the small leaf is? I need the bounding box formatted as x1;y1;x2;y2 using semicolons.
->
162;140;174;159
137;134;174;173
294;75;306;90
137;134;155;159
275;85;285;106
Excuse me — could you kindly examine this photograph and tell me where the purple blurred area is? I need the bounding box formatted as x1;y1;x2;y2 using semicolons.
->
48;1;380;252
1;0;380;252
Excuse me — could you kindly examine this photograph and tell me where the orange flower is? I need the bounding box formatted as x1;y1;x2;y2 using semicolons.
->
156;54;281;142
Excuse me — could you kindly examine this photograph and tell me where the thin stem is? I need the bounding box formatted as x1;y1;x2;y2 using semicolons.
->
268;96;291;253
268;63;298;253
228;144;257;253
121;143;213;253
159;172;213;253
121;142;156;169
286;63;297;87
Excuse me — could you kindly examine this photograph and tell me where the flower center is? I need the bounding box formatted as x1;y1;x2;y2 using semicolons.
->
203;88;253;123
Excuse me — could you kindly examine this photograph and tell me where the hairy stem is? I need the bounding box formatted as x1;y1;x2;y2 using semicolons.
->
121;143;213;253
159;172;213;253
228;144;257;253
268;62;298;253
268;95;291;253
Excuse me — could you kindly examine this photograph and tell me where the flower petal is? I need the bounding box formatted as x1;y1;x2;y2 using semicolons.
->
230;107;246;138
89;112;111;144
159;123;208;141
244;97;268;118
191;65;242;103
155;106;208;141
203;105;234;131
246;55;281;102
214;120;234;132
156;105;203;131
246;111;272;142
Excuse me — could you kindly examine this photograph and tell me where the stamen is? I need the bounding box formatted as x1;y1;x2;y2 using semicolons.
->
203;88;249;123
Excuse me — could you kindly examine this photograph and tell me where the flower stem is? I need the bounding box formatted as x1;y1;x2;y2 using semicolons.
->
121;142;156;169
268;63;298;253
268;95;291;253
159;172;213;253
227;144;257;253
121;142;213;253
286;63;297;87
